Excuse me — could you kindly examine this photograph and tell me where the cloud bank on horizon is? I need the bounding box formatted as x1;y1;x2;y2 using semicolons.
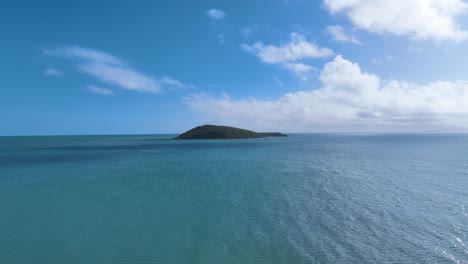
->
187;55;468;132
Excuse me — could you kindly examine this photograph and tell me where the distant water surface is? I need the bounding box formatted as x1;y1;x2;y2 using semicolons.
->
0;134;467;263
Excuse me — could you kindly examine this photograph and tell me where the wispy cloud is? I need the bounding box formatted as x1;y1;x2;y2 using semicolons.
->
217;34;225;43
326;25;361;44
160;77;185;88
44;46;185;93
372;56;393;65
241;25;261;38
44;68;63;76
324;0;468;41
187;56;468;132
241;26;254;38
273;76;285;88
78;63;161;93
206;9;225;19
44;46;121;65
409;46;424;53
85;85;113;95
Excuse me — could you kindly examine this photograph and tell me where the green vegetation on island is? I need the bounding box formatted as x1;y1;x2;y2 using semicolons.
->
175;125;288;139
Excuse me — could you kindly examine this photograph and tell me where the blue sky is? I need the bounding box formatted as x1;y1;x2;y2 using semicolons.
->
2;0;468;135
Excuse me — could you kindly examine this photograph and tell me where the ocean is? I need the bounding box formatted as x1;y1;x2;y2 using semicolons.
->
0;134;467;263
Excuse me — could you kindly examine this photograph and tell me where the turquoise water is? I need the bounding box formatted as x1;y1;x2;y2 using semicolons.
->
0;134;467;263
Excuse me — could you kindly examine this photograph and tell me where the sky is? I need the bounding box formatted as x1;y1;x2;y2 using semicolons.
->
2;0;468;135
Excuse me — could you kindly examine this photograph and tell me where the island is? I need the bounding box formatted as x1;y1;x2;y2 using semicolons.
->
174;125;288;139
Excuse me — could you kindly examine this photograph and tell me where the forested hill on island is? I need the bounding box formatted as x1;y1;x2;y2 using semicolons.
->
174;125;287;139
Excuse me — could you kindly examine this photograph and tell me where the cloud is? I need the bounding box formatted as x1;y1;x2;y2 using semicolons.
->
242;33;333;63
206;9;225;19
217;34;225;43
273;76;285;88
160;77;186;88
371;55;392;64
186;56;468;132
326;25;361;44
409;46;424;53
44;46;122;65
44;68;63;76
242;33;332;79
85;85;114;95
78;63;161;93
324;0;468;41
241;26;255;38
44;46;185;93
282;62;317;78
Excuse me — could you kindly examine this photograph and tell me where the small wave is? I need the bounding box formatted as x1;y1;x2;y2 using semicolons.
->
455;237;468;255
456;238;465;247
441;250;464;264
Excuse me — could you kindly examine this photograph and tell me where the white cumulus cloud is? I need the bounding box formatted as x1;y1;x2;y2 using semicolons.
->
206;9;225;19
242;33;333;63
324;0;468;41
242;33;332;79
44;46;185;93
186;56;468;132
326;25;361;44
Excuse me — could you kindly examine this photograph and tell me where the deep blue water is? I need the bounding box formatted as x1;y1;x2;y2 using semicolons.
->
0;134;467;263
